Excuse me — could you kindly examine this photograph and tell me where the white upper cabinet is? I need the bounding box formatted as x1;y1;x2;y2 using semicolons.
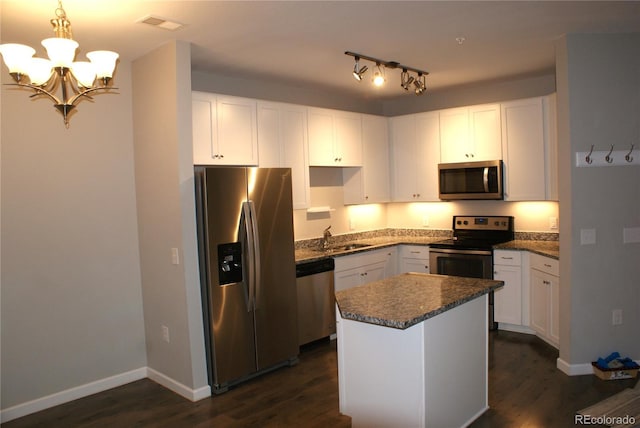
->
501;95;558;201
390;112;440;202
192;92;258;165
257;101;310;209
343;115;390;204
308;108;362;166
440;104;502;163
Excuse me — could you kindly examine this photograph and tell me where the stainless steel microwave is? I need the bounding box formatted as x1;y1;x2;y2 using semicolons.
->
438;160;503;200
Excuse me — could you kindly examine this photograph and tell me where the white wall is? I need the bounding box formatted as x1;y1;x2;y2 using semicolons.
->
557;34;640;366
0;60;147;409
131;41;208;396
387;201;559;232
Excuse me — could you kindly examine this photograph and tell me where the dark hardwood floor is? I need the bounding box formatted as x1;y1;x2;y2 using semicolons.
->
4;331;637;427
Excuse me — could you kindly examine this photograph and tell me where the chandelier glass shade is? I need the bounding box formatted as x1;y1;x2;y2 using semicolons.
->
0;0;119;127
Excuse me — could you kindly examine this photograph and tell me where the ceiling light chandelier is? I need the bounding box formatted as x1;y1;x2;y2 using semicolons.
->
345;51;429;96
0;0;119;128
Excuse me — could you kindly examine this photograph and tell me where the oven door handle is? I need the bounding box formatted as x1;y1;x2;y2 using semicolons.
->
483;167;490;192
429;248;493;256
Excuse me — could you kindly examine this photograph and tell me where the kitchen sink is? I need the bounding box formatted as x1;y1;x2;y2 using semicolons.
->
331;243;372;252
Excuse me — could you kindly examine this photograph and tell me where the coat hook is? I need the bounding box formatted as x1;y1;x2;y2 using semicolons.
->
585;145;594;164
605;144;614;163
625;144;634;162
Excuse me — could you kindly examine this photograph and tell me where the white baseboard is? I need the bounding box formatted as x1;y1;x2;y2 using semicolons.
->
557;358;593;376
0;367;147;424
147;367;211;401
0;367;211;424
497;323;536;335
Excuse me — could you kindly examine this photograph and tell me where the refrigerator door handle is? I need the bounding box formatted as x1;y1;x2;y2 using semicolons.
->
241;201;256;312
248;200;261;309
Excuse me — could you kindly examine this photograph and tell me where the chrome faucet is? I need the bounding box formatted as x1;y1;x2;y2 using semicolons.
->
321;225;332;251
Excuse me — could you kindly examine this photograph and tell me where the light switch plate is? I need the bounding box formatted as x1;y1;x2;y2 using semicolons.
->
549;217;558;230
623;227;640;244
580;228;596;245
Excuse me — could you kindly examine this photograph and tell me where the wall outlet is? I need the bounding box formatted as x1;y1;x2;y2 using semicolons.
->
612;309;623;326
549;217;558;230
422;215;430;227
161;325;171;343
349;217;356;231
580;228;596;245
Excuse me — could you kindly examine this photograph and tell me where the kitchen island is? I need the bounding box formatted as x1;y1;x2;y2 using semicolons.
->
335;273;503;428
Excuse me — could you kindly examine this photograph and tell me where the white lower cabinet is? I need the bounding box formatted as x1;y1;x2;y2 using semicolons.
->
529;253;560;348
493;250;525;327
334;248;397;292
399;245;429;274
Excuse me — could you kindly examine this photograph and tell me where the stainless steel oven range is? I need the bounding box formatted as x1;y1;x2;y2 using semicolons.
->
429;215;515;330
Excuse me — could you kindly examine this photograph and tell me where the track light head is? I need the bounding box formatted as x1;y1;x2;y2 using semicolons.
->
352;57;368;81
414;73;426;95
372;63;385;87
400;69;415;90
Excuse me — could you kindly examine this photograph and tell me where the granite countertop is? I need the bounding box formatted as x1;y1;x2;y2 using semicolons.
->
296;236;559;263
335;273;503;330
493;240;559;260
295;235;444;263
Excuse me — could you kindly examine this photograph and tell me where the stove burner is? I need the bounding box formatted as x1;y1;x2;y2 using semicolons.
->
431;215;515;251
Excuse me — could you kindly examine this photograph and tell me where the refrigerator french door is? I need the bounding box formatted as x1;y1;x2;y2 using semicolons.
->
195;166;298;393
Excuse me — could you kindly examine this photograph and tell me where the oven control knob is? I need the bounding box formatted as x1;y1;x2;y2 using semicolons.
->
494;221;500;226
457;220;462;225
463;220;468;225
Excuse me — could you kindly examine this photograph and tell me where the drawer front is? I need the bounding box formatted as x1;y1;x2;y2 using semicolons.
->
334;248;390;272
493;250;522;266
530;253;559;276
400;245;429;259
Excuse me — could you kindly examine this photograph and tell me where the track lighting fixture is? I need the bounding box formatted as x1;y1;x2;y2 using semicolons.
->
352;57;368;81
345;51;428;96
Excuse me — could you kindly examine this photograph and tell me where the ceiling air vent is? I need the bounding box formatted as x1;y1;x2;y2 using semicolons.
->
138;15;184;31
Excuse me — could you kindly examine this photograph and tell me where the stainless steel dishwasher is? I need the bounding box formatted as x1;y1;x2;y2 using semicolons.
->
295;258;335;346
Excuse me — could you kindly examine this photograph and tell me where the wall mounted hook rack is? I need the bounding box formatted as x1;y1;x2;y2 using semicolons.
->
576;144;639;167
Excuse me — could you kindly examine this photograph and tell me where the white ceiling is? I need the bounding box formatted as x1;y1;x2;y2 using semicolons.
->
2;1;640;99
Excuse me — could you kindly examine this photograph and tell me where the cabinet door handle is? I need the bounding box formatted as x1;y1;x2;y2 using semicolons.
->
501;256;514;260
544;263;552;268
410;251;421;254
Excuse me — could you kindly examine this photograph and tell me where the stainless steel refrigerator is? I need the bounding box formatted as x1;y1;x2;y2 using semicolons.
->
194;166;299;394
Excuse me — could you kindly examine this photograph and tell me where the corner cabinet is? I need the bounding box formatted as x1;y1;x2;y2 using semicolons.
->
390;112;440;202
308;108;362;167
501;95;558;201
529;253;560;348
439;104;502;163
192;92;259;165
257;101;310;209
343;115;390;204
